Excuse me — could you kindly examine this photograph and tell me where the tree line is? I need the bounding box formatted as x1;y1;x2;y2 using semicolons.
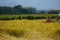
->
0;5;59;14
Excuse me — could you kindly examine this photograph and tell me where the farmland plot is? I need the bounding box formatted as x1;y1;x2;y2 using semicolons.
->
0;20;60;40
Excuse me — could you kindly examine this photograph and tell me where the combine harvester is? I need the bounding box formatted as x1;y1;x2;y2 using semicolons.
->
56;12;60;21
46;12;60;22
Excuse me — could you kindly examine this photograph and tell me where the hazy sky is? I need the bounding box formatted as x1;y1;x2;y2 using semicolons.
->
0;0;60;10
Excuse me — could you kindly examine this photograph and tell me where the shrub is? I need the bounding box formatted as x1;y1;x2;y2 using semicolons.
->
22;16;47;20
0;15;58;20
22;16;28;19
56;16;60;21
10;16;15;20
34;16;47;19
1;17;9;20
18;16;22;20
0;17;2;20
50;16;57;19
27;15;34;20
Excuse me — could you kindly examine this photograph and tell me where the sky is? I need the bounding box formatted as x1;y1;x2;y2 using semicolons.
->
0;0;60;10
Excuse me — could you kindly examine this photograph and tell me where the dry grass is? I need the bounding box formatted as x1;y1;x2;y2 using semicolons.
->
0;19;60;40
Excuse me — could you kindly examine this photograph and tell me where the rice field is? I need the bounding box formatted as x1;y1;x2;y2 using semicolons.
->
0;19;60;40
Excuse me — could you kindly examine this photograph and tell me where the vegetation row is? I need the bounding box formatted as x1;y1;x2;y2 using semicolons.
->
0;15;58;20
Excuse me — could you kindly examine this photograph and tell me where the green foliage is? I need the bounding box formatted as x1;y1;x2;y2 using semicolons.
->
0;16;15;20
56;16;60;21
18;16;22;20
22;16;47;20
0;17;9;20
27;15;34;20
34;16;47;19
48;16;57;19
0;14;58;20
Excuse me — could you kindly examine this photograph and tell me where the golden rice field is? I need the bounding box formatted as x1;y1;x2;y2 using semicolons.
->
0;19;60;40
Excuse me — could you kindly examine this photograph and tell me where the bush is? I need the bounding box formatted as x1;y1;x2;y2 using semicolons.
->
56;16;60;21
10;16;15;20
22;16;47;20
22;16;28;19
0;15;57;20
49;16;57;19
1;17;10;20
27;16;34;20
18;16;22;20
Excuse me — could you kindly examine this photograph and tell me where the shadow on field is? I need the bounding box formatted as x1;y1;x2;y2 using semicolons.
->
51;29;60;40
6;30;25;37
0;28;26;37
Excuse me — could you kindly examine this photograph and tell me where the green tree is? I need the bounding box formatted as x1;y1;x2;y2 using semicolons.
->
14;5;23;14
25;7;36;14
